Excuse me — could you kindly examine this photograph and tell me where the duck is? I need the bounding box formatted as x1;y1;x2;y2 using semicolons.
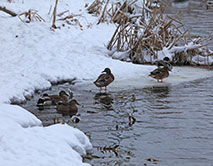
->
94;68;114;92
48;90;69;105
37;90;69;107
36;93;53;107
149;66;170;83
56;99;80;117
155;57;173;71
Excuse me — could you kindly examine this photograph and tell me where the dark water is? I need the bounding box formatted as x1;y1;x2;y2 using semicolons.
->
21;1;213;165
164;0;213;49
22;76;213;166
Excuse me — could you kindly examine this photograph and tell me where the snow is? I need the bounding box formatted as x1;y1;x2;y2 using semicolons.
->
0;0;213;166
0;123;91;166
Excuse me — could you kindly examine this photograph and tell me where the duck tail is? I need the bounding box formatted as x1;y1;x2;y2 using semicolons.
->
94;81;100;86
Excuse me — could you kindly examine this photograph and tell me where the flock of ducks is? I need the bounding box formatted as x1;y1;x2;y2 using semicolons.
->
37;90;79;117
37;58;172;117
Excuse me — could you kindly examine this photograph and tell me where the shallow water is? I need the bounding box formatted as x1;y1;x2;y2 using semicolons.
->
164;0;213;49
20;1;213;165
22;75;213;166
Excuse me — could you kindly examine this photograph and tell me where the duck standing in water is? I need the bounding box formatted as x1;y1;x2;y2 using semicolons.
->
56;99;80;117
149;66;171;83
37;90;70;107
36;93;52;108
49;90;69;105
94;68;114;92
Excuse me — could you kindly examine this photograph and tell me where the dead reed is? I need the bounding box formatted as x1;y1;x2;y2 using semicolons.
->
87;0;213;65
18;9;45;23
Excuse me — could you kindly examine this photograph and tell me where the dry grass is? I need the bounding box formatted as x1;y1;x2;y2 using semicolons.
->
87;0;213;65
18;9;45;23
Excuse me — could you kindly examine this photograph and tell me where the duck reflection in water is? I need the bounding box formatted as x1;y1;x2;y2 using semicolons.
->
94;92;113;109
145;86;170;99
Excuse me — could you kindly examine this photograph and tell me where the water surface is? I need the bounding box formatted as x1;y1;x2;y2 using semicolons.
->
22;76;213;166
21;1;213;165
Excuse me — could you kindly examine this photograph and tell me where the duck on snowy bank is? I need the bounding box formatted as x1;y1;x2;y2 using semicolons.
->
149;65;171;83
155;57;173;71
56;99;80;117
94;68;114;92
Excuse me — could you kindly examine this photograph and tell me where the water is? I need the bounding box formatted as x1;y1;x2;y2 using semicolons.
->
21;76;213;166
21;1;213;165
164;0;213;49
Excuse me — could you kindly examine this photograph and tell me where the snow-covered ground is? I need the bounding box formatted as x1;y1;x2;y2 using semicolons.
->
0;0;213;166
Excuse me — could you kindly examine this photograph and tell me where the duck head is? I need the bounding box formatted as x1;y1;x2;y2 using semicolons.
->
59;90;69;97
102;68;111;74
163;57;170;62
70;99;80;105
42;93;49;97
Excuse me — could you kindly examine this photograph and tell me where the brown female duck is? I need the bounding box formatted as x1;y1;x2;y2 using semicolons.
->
37;90;69;106
149;66;170;83
56;99;80;117
94;68;114;92
49;90;69;105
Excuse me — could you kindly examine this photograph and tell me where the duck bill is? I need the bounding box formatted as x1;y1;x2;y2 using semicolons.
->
102;69;107;73
76;101;80;105
64;92;69;96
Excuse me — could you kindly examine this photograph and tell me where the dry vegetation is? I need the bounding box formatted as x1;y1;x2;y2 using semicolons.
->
1;0;83;30
50;0;84;30
87;0;213;65
1;0;212;65
18;9;45;23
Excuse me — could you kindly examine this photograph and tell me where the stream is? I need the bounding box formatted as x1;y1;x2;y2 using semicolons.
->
22;76;213;166
21;0;213;166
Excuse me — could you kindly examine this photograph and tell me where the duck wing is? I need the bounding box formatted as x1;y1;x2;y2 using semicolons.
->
97;74;111;83
94;73;111;86
149;68;164;77
150;68;161;74
149;67;169;80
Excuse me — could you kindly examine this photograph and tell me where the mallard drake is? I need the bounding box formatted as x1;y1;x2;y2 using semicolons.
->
155;57;173;71
37;93;52;107
149;66;170;83
94;68;114;92
56;99;80;117
37;90;69;107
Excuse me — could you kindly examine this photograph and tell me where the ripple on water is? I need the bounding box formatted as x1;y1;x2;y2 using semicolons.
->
20;0;213;163
21;76;213;166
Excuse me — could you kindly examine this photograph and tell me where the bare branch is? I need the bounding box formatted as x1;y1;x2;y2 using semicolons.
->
0;6;17;16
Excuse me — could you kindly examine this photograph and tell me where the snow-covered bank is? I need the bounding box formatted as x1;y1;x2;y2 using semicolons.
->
75;66;213;91
1;0;213;166
0;103;92;166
